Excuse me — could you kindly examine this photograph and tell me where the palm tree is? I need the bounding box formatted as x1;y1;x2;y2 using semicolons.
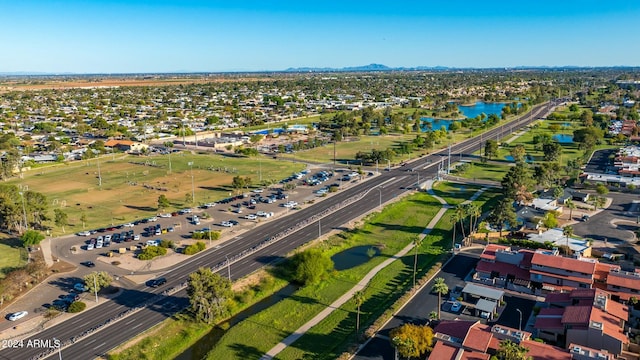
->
353;290;365;331
413;237;423;289
565;198;575;221
450;212;459;250
466;203;481;237
563;225;574;249
455;204;467;240
432;277;449;320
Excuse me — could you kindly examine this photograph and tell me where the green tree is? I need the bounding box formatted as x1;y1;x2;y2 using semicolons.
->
543;211;558;229
68;301;86;313
510;144;526;164
184;192;193;205
290;249;334;286
157;194;170;211
54;208;68;233
542;142;562;162
231;175;246;195
484;140;499;161
501;164;533;204
488;199;517;238
495;339;531;360
432;277;449;320
454;204;467;239
596;184;609;196
80;212;88;229
353;290;365;332
20;229;45;247
593;196;606;210
83;271;113;294
187;267;233;324
390;323;434;359
563;225;574;249
565;198;575;221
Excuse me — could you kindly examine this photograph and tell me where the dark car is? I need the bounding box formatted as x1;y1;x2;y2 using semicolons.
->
229;220;239;226
147;278;167;288
81;261;96;268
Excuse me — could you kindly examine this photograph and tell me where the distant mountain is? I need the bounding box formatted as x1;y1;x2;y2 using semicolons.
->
0;71;76;76
284;63;451;72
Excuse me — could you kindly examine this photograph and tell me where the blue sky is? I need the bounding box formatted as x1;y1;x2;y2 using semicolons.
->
1;0;639;73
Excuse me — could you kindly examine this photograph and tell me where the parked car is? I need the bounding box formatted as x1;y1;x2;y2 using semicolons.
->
220;221;233;227
147;277;167;288
245;214;258;220
74;283;88;292
8;311;28;321
123;223;135;227
77;231;91;236
158;213;172;218
451;301;462;313
81;261;96;268
86;243;94;250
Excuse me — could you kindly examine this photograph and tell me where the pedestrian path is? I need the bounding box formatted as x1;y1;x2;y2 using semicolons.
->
260;181;487;359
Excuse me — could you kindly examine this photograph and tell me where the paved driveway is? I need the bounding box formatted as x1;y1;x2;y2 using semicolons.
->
572;192;640;244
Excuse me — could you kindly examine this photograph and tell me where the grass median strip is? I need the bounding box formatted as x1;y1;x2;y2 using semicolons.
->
205;191;443;359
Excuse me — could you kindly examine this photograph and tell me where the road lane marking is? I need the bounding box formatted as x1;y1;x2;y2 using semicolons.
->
93;342;106;350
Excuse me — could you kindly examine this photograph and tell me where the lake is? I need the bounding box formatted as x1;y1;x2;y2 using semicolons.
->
420;101;507;131
553;134;574;143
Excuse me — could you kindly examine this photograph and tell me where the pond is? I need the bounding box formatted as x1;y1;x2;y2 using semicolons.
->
553;134;574;143
331;245;380;271
420;101;507;131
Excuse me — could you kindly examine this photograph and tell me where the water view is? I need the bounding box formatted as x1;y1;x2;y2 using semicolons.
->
420;101;507;131
553;134;574;143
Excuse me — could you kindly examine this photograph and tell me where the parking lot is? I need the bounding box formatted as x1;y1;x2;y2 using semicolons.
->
1;166;369;332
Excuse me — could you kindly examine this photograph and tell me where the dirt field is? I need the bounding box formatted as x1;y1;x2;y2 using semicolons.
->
0;75;281;92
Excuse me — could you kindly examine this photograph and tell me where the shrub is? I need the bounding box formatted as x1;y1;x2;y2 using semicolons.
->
159;240;175;249
138;246;167;260
68;301;86;313
111;261;121;266
184;241;206;255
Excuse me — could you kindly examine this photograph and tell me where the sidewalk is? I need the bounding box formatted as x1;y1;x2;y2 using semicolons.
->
260;180;482;359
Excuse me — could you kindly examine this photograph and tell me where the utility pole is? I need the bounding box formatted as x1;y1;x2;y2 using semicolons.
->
93;273;98;303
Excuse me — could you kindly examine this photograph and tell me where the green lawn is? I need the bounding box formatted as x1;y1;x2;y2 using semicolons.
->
205;191;445;359
275;185;503;359
0;236;28;279
8;153;304;235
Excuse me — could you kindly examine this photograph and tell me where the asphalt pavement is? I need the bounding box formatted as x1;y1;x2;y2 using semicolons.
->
0;101;557;360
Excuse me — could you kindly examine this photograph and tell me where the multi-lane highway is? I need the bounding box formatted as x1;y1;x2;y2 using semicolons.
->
0;100;557;360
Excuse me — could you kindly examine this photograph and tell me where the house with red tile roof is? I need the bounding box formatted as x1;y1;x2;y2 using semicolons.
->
533;288;630;357
606;268;640;302
430;320;571;360
474;246;638;305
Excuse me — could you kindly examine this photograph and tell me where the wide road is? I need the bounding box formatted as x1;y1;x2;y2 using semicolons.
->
1;101;558;360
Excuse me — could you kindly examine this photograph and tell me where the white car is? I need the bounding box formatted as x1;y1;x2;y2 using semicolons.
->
133;234;141;241
158;213;172;218
245;214;258;220
77;231;91;236
147;217;158;222
252;188;264;193
283;201;298;208
86;243;95;250
123;223;135;227
256;211;267;217
220;221;233;227
95;242;103;249
202;202;216;208
315;188;328;195
146;240;160;246
8;311;28;321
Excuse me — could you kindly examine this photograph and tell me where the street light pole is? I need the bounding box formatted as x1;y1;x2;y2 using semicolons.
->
188;162;195;204
318;220;321;238
53;337;62;360
226;255;231;281
376;187;382;209
516;308;523;331
93;273;98;303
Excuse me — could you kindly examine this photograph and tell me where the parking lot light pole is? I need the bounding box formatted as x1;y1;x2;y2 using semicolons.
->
188;162;195;204
516;308;523;331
